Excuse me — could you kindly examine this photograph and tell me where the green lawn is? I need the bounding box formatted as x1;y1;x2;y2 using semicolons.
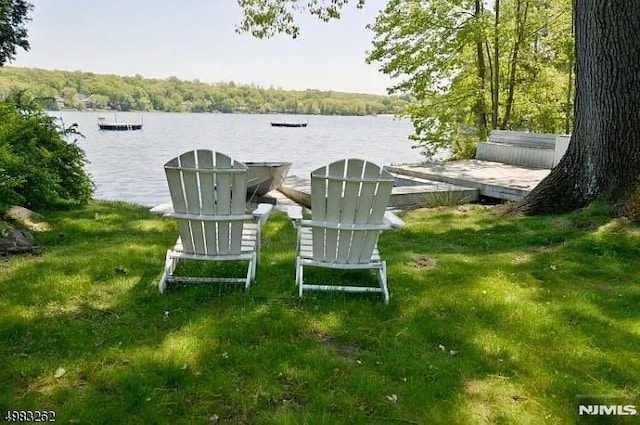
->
1;201;639;424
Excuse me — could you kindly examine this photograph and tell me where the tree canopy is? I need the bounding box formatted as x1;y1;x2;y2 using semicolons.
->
0;0;32;65
236;0;574;159
237;0;640;216
514;0;640;214
367;0;573;158
236;0;365;38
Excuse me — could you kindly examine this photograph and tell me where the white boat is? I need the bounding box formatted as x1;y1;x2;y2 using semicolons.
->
244;162;292;197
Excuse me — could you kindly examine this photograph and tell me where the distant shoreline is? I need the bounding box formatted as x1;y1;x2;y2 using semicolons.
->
48;108;402;118
4;66;409;117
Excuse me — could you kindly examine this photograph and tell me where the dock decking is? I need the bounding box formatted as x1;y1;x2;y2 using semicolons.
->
386;160;550;201
279;173;479;209
277;160;550;210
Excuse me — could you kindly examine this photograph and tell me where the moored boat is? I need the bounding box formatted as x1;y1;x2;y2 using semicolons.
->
244;162;292;197
270;122;307;128
98;116;143;131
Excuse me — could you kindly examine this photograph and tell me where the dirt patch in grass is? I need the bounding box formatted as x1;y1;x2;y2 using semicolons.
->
305;328;361;359
277;372;309;408
413;255;437;270
215;409;256;425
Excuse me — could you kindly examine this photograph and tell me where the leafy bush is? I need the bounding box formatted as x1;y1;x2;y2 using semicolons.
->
0;91;93;211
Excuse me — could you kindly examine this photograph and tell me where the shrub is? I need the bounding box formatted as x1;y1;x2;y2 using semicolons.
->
0;91;94;211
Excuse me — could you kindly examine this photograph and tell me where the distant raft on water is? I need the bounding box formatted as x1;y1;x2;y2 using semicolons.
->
270;122;307;128
97;116;143;131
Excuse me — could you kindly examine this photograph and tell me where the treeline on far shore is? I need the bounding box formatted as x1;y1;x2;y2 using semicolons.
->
0;66;409;116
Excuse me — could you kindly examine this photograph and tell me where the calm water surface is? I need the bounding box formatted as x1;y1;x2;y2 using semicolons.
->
53;111;423;206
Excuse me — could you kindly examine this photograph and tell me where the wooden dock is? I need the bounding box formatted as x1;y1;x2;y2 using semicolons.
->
272;131;566;209
279;173;479;209
386;160;550;201
276;159;550;210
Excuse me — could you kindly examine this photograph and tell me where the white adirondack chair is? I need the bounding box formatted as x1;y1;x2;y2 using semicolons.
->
287;159;405;304
158;149;272;293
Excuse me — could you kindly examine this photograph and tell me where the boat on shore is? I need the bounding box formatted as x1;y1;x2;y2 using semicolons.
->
245;162;292;197
98;116;143;131
270;122;307;128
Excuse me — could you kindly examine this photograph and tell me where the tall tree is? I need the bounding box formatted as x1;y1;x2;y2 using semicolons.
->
234;0;639;214
0;0;32;66
515;0;640;214
367;0;494;157
235;0;640;215
366;0;573;158
492;0;500;129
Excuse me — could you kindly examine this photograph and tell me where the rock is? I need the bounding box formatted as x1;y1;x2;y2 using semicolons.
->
6;205;43;222
4;205;49;232
0;227;37;255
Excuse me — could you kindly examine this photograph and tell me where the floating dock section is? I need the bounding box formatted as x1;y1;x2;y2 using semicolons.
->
279;159;550;209
276;130;565;209
385;160;550;201
279;173;479;209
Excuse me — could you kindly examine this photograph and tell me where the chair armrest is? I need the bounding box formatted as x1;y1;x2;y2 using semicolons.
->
253;203;273;225
287;205;303;227
149;203;174;216
384;211;405;229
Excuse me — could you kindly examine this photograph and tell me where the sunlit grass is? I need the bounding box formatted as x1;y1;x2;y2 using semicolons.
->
1;200;639;424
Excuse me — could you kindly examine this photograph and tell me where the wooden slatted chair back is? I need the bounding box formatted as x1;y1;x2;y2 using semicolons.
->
164;150;248;256
310;159;394;264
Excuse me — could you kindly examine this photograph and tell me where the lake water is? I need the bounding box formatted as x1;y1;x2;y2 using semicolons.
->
52;111;423;206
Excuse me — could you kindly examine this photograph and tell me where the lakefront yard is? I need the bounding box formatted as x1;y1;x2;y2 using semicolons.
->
1;201;639;424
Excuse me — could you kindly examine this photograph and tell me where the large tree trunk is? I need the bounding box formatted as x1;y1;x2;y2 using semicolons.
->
514;0;640;215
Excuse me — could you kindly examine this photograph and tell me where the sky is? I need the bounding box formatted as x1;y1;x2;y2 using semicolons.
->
11;0;394;95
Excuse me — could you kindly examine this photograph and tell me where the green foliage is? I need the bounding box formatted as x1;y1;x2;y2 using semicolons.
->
0;0;32;65
0;91;93;211
236;0;366;38
0;219;9;237
0;66;408;116
367;0;574;158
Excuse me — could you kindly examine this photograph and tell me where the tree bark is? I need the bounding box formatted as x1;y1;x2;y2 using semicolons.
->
501;0;529;129
514;0;640;215
485;41;495;129
491;0;500;129
564;0;575;135
475;0;488;140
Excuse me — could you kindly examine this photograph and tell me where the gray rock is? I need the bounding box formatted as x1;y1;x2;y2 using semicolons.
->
0;228;37;255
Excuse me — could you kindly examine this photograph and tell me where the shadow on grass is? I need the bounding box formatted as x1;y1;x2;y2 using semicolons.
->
0;202;638;424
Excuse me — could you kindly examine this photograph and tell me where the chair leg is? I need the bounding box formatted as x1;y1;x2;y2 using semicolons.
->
251;252;257;281
159;251;174;294
256;225;261;265
244;259;253;290
158;271;168;294
377;261;389;304
296;259;304;299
